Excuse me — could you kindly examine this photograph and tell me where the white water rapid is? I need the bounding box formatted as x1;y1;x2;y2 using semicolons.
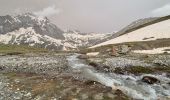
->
67;54;170;100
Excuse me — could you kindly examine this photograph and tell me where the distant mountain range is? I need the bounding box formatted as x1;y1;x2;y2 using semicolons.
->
0;13;112;50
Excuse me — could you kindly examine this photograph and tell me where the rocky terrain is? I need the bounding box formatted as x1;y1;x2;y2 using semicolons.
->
80;53;170;99
86;54;170;74
0;53;130;100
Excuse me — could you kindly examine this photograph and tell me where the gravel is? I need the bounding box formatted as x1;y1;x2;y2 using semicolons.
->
0;74;32;100
0;53;128;100
87;54;170;74
0;53;69;76
104;57;151;68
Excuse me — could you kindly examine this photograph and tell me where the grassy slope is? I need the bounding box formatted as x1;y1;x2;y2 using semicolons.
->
0;44;48;54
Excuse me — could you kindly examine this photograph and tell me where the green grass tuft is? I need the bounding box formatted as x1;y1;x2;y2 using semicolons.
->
0;44;48;54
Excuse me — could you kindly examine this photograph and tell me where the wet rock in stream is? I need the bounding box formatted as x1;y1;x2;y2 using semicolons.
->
85;54;170;99
142;76;160;84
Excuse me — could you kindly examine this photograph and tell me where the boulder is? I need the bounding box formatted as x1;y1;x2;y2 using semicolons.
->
77;55;88;59
114;89;124;95
89;62;98;68
166;73;170;78
0;66;4;70
142;76;160;84
168;82;170;85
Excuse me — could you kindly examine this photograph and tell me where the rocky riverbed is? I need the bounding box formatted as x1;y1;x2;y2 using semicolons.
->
84;54;170;99
0;53;130;100
86;54;170;74
0;52;170;100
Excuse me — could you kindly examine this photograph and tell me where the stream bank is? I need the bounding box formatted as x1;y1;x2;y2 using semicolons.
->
74;54;170;100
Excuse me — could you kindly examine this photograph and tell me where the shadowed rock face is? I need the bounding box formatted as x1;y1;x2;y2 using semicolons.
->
0;13;64;39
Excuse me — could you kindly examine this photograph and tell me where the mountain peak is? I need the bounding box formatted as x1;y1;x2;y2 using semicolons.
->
0;13;64;39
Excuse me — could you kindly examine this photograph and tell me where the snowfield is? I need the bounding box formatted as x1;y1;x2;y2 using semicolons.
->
91;19;170;48
0;27;62;46
133;47;170;54
86;52;99;56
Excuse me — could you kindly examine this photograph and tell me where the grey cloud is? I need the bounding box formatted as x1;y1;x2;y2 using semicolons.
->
0;0;170;32
151;4;170;16
34;5;62;17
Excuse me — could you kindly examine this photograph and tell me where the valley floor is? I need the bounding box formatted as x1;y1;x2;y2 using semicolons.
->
0;52;170;100
0;53;129;100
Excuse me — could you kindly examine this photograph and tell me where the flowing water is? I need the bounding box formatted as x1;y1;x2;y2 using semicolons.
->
67;54;170;100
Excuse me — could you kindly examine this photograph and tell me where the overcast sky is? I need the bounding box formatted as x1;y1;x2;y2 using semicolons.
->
0;0;170;33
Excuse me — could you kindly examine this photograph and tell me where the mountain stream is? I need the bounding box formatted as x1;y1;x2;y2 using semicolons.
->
67;54;170;100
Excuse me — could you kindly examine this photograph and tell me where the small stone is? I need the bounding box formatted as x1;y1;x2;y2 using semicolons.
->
93;93;103;100
107;93;115;98
114;89;123;95
167;82;170;85
89;62;98;68
84;80;100;85
14;79;20;83
24;92;31;97
72;98;78;100
81;94;88;100
166;73;170;78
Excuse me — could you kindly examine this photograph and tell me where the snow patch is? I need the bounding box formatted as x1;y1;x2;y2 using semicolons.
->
91;19;170;48
133;47;170;54
86;52;99;56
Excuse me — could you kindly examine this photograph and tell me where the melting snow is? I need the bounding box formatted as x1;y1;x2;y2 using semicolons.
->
91;19;170;48
86;52;99;56
133;47;170;54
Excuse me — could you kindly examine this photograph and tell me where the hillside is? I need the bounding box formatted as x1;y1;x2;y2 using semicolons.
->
90;15;170;54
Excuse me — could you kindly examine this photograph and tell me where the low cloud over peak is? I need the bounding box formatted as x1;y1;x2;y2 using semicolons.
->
34;5;62;17
151;4;170;16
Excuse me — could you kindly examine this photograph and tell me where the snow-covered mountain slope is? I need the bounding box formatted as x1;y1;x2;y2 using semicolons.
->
91;18;170;49
0;13;113;50
98;17;160;42
0;13;68;50
63;31;112;48
0;27;112;50
0;27;65;50
0;28;112;51
0;13;64;39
